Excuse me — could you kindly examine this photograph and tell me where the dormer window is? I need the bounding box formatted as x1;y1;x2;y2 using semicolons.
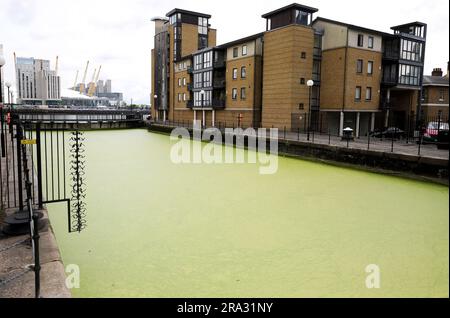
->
262;3;318;31
295;10;309;25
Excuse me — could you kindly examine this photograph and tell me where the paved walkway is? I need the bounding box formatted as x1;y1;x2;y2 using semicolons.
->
0;130;70;298
151;121;449;161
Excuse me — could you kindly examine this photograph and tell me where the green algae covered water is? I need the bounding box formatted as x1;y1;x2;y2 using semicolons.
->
47;129;449;298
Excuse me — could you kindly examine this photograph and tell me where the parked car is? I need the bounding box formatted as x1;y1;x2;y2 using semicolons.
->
370;127;405;139
423;122;450;143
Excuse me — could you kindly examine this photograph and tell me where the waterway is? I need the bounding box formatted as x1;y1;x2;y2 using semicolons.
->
47;129;449;297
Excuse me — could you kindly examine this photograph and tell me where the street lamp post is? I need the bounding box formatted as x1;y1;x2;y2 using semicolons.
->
153;94;158;121
0;54;6;157
306;80;314;141
200;90;205;128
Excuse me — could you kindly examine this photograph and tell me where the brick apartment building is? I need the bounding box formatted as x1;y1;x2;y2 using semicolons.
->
421;66;449;119
151;3;428;136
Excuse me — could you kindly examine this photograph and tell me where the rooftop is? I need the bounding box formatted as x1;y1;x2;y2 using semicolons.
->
312;17;389;36
423;76;449;87
166;8;211;19
262;3;318;18
217;32;265;49
391;21;427;30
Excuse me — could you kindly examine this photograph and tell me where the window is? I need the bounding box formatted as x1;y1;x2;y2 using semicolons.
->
240;87;246;100
178;93;182;102
368;36;374;49
178;78;182;87
439;89;445;101
367;61;374;75
357;34;364;47
183;93;186;101
398;64;421;86
365;87;372;101
203;71;212;87
183;62;187;69
233;47;238;58
203;51;212;68
295;9;309;25
178;63;182;71
242;45;247;56
194;73;202;88
301;52;306;59
182;78;186;86
299;103;304;110
357;59;363;73
232;68;238;80
194;54;203;70
355;86;362;101
194;90;211;107
241;66;246;79
198;17;208;35
400;39;423;62
300;78;305;85
232;88;238;100
421;88;427;102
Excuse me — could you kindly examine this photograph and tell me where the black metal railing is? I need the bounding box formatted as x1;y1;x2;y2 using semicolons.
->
149;112;449;157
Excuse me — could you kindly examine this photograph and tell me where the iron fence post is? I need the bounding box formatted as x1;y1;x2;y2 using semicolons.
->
32;212;41;298
36;123;43;209
16;124;24;211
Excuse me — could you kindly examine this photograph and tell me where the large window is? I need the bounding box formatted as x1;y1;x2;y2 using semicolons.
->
295;10;309;25
194;90;211;107
398;64;421;86
194;73;202;88
367;61;374;75
400;39;423;62
357;59;363;73
203;71;212;87
355;86;362;101
198;17;208;35
194;54;203;70
203;51;212;68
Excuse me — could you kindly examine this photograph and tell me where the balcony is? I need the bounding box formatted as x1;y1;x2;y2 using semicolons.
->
187;66;193;74
212;99;225;108
187;83;193;91
213;80;226;88
213;60;226;68
187;100;193;108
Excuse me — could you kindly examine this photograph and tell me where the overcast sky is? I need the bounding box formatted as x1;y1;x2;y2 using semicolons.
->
0;0;448;104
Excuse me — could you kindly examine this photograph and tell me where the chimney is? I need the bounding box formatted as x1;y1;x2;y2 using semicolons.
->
432;68;443;77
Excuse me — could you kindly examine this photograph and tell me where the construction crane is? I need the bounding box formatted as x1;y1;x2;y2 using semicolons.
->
73;70;79;90
79;60;89;94
87;65;102;97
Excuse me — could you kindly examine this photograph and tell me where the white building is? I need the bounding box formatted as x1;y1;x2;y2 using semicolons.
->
15;57;61;105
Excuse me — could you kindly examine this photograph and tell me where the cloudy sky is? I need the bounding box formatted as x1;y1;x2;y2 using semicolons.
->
0;0;448;104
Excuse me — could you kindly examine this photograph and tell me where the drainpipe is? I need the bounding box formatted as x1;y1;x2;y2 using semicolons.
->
385;88;391;128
